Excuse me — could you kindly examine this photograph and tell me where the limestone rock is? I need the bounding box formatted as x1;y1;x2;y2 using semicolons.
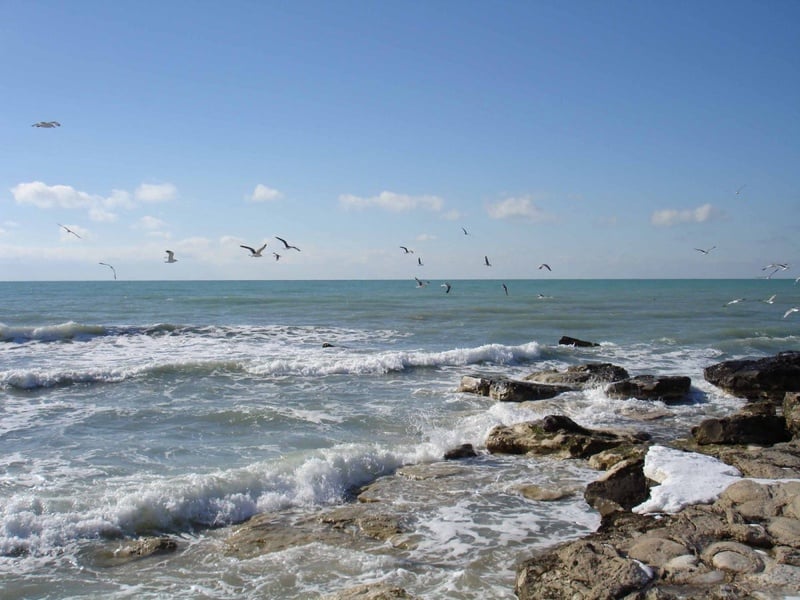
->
784;392;800;438
691;414;790;446
605;375;692;403
486;415;649;459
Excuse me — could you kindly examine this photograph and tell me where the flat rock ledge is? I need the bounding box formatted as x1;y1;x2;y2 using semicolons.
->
517;480;800;600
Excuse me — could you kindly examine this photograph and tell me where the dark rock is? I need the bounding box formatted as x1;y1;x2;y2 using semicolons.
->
703;351;800;403
605;375;692;403
443;443;477;460
558;335;599;347
584;457;650;515
691;414;790;446
525;362;629;388
485;415;649;459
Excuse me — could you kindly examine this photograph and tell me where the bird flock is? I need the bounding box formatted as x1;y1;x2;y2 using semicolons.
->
32;121;799;319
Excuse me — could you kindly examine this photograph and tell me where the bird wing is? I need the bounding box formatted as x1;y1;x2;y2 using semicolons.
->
257;244;267;253
275;236;289;249
240;245;256;254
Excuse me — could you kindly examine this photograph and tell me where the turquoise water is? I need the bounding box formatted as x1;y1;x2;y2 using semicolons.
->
1;279;798;598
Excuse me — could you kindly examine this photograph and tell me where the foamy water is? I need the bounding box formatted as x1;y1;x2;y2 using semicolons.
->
1;279;798;598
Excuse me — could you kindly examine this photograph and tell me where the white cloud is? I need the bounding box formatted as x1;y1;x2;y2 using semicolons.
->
486;196;552;222
442;209;462;221
248;184;283;203
137;216;166;230
12;181;98;209
651;203;720;227
89;207;118;222
135;183;177;203
339;191;444;212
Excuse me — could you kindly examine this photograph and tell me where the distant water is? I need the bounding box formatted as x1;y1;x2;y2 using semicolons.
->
1;279;798;598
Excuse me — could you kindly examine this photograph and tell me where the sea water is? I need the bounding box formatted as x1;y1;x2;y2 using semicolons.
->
1;279;798;598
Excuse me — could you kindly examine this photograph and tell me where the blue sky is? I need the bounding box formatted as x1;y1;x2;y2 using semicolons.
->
2;0;798;280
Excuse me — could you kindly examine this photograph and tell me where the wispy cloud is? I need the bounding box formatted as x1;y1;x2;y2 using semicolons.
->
135;183;177;203
247;184;282;203
486;196;553;222
11;181;178;222
651;203;720;227
339;191;444;212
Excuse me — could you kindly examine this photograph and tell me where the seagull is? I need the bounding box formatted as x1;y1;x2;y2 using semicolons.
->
484;256;491;267
763;294;777;304
58;223;81;239
400;246;414;254
694;246;716;255
795;276;800;285
98;262;117;280
538;263;552;271
502;283;508;295
273;252;281;261
441;282;451;294
725;298;745;306
784;307;800;319
165;250;178;263
33;121;61;128
763;263;789;271
414;277;429;288
461;227;469;236
418;257;424;266
240;243;267;257
275;236;300;251
735;184;746;196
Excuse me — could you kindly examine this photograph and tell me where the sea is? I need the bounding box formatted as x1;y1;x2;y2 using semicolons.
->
1;278;798;599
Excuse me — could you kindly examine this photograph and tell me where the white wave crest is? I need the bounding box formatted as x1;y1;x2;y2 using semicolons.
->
0;321;107;343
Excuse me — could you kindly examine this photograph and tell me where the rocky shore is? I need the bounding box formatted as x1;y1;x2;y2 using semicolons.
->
99;350;800;599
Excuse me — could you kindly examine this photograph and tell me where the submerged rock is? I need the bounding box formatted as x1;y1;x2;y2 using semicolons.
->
558;335;599;347
525;362;629;388
458;375;571;402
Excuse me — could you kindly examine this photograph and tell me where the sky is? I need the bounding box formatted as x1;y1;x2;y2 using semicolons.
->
1;0;799;281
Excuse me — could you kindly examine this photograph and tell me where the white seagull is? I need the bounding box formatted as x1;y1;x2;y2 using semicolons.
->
240;243;267;257
165;250;178;263
33;121;61;128
58;223;81;239
275;236;300;251
273;252;281;261
441;282;451;294
763;263;789;271
694;246;716;255
725;298;745;306
763;294;777;304
414;277;429;288
783;307;799;319
484;256;491;267
502;283;508;296
461;227;469;235
735;184;746;196
539;263;552;271
98;262;117;280
418;257;424;266
400;246;414;254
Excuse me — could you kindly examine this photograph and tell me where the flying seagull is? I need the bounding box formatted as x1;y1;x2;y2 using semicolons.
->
414;276;429;288
484;256;491;267
400;246;414;254
273;252;281;261
441;282;451;294
538;263;552;271
461;227;469;235
240;243;267;257
418;257;424;266
763;294;777;304
98;262;117;280
33;121;61;128
763;263;789;271
165;250;178;263
275;236;300;251
784;307;800;319
502;283;508;296
735;184;746;196
694;246;716;255
58;223;81;239
725;298;745;306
